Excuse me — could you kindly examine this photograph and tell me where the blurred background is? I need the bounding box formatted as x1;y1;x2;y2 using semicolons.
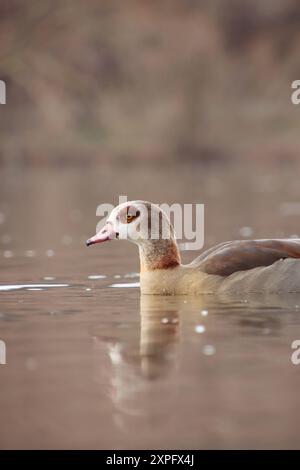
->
1;0;300;168
1;0;300;256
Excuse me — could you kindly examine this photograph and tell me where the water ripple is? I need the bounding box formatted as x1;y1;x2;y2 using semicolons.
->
0;283;69;292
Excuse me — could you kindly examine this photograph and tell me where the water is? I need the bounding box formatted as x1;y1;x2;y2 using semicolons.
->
1;165;300;449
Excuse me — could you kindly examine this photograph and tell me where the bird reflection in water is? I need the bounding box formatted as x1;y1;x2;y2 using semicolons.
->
91;291;293;432
91;295;185;428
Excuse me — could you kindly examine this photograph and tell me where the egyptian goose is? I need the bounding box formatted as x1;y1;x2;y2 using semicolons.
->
86;200;300;294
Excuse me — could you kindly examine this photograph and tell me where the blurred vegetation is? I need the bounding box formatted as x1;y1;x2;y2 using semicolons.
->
0;0;300;167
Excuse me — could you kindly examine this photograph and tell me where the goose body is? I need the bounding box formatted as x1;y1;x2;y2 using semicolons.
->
86;201;300;295
140;258;300;294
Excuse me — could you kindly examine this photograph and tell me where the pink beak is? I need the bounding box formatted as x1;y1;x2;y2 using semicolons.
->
86;222;117;247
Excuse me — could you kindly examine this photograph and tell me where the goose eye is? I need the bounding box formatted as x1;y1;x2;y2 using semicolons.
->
126;210;140;223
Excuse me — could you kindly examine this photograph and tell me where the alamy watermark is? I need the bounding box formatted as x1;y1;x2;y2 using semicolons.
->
0;80;6;104
291;340;300;365
291;80;300;105
0;339;6;365
95;196;204;250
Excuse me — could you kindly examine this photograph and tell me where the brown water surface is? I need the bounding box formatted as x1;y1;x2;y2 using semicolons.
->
0;165;300;449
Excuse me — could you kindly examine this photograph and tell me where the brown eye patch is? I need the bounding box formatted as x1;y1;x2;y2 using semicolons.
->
119;206;140;224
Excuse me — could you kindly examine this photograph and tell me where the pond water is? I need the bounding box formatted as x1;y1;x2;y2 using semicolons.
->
1;164;300;449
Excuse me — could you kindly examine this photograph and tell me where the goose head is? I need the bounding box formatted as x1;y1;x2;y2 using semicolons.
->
86;200;181;271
